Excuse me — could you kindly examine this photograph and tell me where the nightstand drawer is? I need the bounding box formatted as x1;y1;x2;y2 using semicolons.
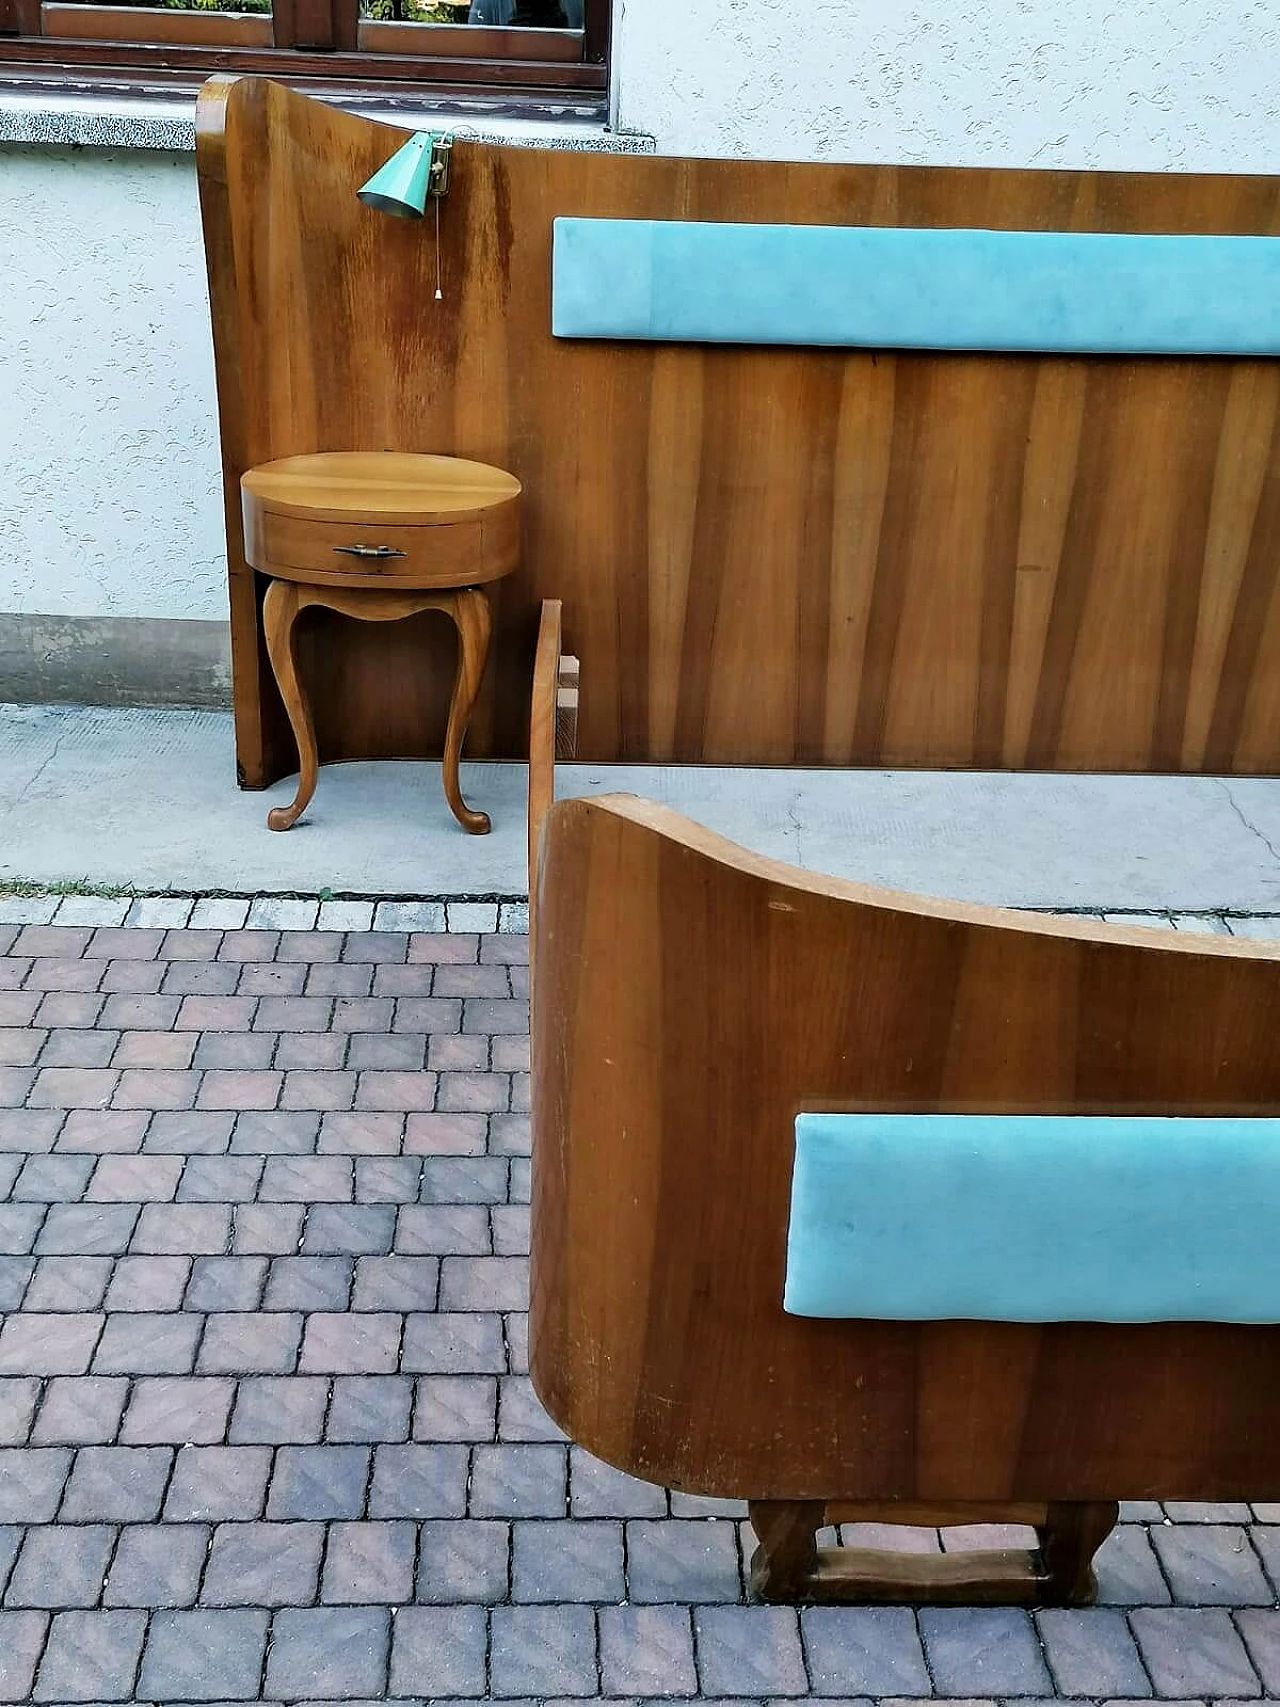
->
244;505;519;588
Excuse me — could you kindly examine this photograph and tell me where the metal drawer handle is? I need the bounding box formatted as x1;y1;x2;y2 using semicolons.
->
333;544;406;559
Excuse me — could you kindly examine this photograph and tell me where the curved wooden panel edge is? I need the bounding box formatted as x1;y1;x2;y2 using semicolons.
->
562;793;1279;957
529;793;1280;1504
194;73;234;165
528;598;563;947
196;74;276;790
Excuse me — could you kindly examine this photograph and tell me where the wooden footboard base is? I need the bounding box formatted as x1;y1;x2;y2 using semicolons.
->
748;1499;1119;1606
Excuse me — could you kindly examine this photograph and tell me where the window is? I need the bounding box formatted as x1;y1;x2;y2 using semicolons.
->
0;0;609;112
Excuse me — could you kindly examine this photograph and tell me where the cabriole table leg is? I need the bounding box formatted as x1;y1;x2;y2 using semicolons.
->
262;579;319;832
441;586;494;835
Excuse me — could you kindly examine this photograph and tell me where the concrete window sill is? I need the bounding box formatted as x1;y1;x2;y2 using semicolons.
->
0;83;655;153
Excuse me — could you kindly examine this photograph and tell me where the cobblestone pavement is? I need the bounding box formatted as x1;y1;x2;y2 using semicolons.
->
0;914;1277;1704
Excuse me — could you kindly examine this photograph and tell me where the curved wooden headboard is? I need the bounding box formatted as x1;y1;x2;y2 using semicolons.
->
529;793;1280;1502
198;75;1280;785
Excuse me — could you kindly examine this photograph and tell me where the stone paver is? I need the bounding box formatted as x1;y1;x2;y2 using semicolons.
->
1151;1521;1275;1604
323;1519;416;1604
266;1605;391;1698
415;1516;509;1603
103;1522;208;1608
1132;1604;1265;1696
600;1602;698;1695
390;1602;487;1696
5;1526;116;1610
138;1606;270;1700
1037;1606;1153;1696
512;1518;624;1602
802;1606;931;1696
920;1605;1055;1695
0;916;1277;1703
33;1608;146;1702
490;1602;597;1698
695;1604;809;1695
202;1521;325;1607
0;1609;49;1701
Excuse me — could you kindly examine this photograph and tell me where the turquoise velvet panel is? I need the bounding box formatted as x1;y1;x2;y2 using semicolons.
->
784;1113;1280;1322
551;218;1280;354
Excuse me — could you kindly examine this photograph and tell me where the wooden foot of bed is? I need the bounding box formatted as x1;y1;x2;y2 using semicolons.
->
748;1499;1119;1606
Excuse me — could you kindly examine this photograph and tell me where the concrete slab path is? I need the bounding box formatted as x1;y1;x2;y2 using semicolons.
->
6;701;1280;912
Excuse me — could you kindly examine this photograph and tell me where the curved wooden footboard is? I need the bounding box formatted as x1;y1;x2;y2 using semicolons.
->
529;794;1280;1519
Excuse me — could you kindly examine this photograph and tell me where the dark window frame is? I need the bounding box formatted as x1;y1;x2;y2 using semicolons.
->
0;0;609;111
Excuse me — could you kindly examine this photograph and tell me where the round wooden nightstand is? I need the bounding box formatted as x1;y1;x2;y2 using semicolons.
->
241;451;521;835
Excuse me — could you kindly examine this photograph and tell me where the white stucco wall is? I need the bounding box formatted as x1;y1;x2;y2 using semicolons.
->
615;0;1280;171
0;146;226;621
3;0;1280;635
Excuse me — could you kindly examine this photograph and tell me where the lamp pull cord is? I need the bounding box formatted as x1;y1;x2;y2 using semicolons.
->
434;196;443;302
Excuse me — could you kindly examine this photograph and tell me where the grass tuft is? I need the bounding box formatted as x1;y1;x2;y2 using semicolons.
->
0;877;138;899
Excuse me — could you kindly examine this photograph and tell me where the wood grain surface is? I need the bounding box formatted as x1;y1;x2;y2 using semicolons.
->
529;795;1280;1501
528;598;563;940
242;452;522;524
198;76;1280;784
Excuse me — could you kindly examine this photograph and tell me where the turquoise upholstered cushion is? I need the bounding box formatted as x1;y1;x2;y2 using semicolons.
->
784;1114;1280;1322
551;218;1280;355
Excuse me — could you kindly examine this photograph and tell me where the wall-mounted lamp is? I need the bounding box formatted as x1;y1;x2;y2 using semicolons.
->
357;131;453;218
357;130;454;299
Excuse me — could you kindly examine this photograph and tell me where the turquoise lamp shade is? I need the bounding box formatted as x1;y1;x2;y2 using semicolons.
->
357;132;439;218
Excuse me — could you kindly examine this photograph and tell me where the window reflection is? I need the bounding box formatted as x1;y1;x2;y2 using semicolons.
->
360;0;584;22
467;0;582;23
